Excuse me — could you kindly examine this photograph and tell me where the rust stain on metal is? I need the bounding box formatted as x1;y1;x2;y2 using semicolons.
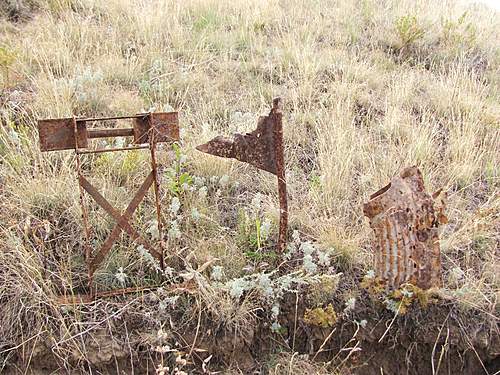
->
271;99;288;254
38;112;179;152
196;111;277;174
72;117;93;295
148;126;165;270
133;112;179;144
76;145;150;155
196;98;288;253
87;127;134;139
37;112;180;299
39;118;88;151
363;166;445;290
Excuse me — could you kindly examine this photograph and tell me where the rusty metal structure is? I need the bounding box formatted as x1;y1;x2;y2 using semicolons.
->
196;98;288;253
38;112;179;298
363;167;445;289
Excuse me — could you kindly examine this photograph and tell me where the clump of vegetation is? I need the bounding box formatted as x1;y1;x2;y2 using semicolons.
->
361;272;440;315
0;46;16;83
394;14;425;50
441;12;477;47
303;303;338;328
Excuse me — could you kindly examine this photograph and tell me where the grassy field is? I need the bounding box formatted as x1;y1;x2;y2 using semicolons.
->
0;0;498;373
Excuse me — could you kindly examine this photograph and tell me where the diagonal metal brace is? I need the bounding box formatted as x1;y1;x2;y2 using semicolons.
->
78;172;161;275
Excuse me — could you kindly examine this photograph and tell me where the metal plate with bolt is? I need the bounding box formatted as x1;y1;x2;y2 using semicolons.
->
38;112;179;301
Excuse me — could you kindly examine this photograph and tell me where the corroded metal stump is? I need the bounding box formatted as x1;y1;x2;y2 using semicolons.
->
363;167;446;289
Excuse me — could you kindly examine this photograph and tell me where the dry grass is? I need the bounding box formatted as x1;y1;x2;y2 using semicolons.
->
0;0;498;372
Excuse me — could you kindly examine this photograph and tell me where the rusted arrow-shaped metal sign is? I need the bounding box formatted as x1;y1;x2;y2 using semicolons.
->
196;98;288;253
38;112;179;299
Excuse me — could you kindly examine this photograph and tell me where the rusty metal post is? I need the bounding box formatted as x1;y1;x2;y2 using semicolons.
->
148;114;165;269
271;98;288;254
72;117;94;295
363;167;444;290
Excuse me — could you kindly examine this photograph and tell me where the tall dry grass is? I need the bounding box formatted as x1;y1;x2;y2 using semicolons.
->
0;0;498;372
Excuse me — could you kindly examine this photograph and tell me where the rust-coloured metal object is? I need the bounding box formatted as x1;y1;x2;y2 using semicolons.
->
363;167;445;290
196;98;288;253
73;117;93;276
39;118;88;151
56;280;197;305
76;145;150;155
80;173;161;275
37;112;179;299
39;112;179;152
135;112;179;144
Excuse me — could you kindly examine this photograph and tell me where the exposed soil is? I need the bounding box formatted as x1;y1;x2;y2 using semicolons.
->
3;291;498;374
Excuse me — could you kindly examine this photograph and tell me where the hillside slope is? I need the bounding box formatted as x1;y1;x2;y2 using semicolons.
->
0;0;498;373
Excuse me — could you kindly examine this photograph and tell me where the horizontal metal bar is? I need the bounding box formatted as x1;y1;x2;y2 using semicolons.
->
55;281;198;305
87;128;134;139
56;285;161;305
76;145;149;155
77;114;149;122
95;285;160;298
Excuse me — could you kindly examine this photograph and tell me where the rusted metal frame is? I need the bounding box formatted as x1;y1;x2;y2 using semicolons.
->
79;173;162;276
38;118;88;152
73;117;94;292
76;145;150;155
37;111;180;300
271;98;288;254
39;112;178;152
148;115;165;269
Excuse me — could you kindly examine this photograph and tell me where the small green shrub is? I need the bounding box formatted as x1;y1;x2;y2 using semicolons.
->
164;143;193;196
0;46;16;85
441;12;477;48
0;46;15;69
192;9;220;32
394;15;425;49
